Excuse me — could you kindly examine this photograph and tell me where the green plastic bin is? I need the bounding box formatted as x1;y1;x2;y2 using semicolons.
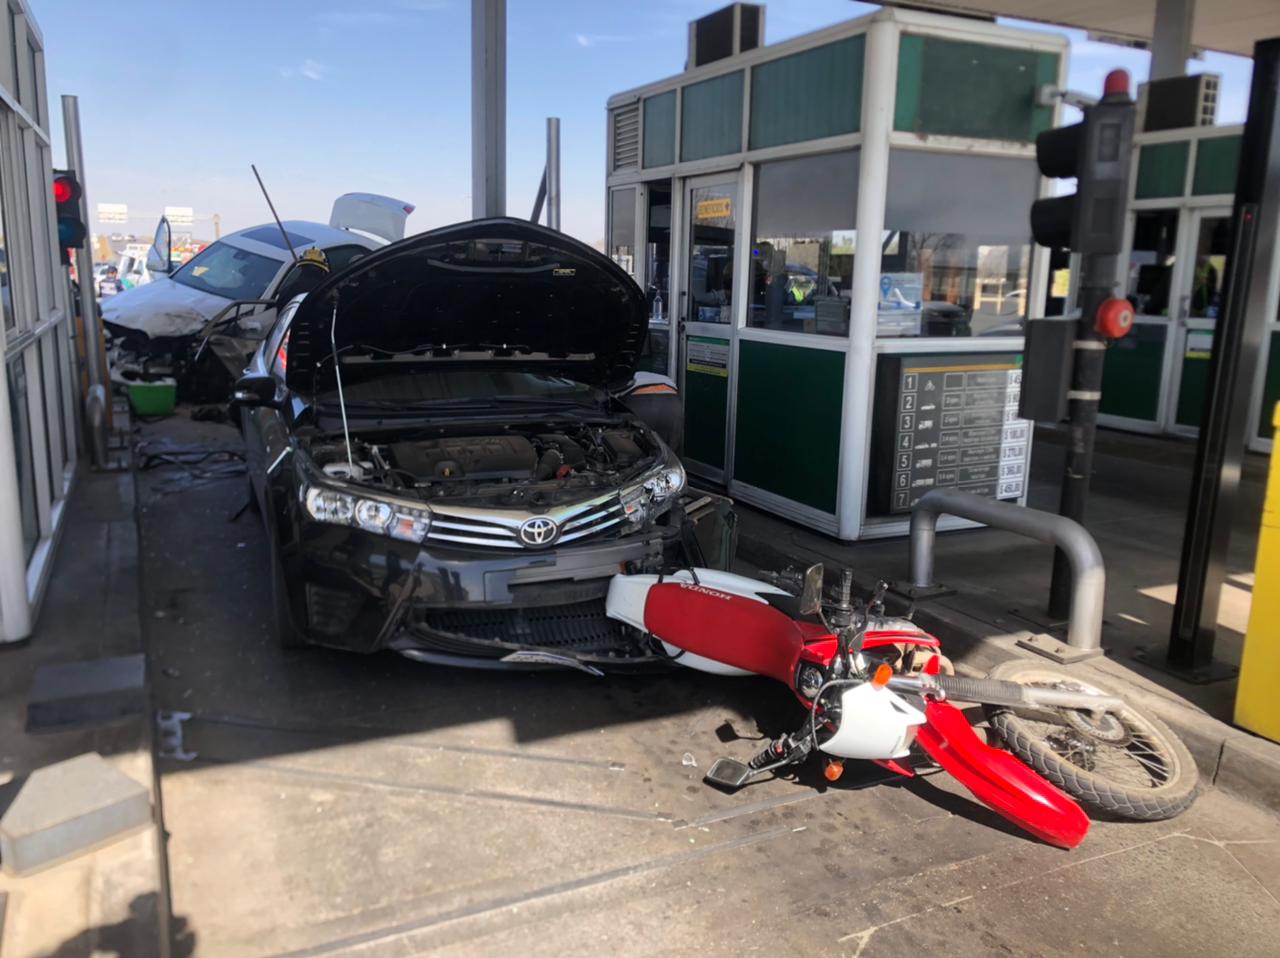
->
127;379;177;416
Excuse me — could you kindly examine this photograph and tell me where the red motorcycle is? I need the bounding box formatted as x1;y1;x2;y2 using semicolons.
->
607;565;1198;849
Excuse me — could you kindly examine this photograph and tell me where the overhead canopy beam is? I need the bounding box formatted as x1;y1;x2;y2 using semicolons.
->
1150;0;1195;80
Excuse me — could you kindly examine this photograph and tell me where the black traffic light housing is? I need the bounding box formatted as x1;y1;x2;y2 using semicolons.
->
1030;76;1135;255
53;169;86;265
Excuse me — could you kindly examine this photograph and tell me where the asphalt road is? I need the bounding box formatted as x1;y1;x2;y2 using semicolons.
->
137;414;1280;958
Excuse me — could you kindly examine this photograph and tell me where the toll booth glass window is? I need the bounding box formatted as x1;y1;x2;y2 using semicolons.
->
687;184;736;324
748;151;859;337
1188;216;1231;320
0;184;12;332
878;150;1036;338
6;354;38;560
609;188;636;277
642;183;672;375
1127;210;1179;317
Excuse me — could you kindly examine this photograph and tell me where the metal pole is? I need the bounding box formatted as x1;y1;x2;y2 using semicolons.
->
470;0;506;218
546;117;560;231
908;488;1106;652
1168;38;1280;677
530;172;546;224
61;95;104;395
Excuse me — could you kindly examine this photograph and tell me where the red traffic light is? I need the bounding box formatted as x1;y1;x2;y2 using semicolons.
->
53;175;75;205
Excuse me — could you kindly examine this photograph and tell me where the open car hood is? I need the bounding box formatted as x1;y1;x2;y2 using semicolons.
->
286;218;648;394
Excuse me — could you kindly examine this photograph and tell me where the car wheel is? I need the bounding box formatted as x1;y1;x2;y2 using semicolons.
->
270;547;307;649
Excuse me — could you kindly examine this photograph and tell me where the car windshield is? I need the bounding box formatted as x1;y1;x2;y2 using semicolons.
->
322;369;600;409
169;241;282;301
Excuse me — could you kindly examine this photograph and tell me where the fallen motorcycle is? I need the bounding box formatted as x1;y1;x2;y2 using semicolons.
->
606;565;1198;849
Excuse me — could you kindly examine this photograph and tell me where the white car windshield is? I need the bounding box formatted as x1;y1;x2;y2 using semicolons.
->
170;241;282;301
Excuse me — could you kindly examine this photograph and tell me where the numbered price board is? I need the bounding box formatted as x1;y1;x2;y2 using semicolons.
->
869;354;1031;517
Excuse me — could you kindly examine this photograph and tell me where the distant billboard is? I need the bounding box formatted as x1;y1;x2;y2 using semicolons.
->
164;206;194;227
97;202;128;224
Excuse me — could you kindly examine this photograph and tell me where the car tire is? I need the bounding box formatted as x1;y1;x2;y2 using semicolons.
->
270;547;307;650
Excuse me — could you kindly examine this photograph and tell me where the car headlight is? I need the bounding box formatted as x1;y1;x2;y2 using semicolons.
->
301;483;433;543
620;459;686;531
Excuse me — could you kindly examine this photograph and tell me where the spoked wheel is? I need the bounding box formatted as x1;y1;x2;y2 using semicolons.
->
983;660;1199;821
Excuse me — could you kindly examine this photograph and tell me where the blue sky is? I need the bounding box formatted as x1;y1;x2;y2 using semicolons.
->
38;0;1253;246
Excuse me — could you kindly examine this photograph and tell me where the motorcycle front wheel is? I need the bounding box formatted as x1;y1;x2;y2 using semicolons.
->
983;660;1199;821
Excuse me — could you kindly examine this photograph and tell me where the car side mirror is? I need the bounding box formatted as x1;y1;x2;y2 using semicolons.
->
798;563;824;616
147;216;173;274
231;374;281;409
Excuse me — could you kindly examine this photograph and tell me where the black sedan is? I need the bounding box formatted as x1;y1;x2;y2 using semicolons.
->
233;218;721;672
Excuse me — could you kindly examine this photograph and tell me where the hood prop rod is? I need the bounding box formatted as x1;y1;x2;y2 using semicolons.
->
330;297;355;475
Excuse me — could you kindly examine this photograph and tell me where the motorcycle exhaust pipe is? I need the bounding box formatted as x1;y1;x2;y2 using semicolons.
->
889;674;1124;713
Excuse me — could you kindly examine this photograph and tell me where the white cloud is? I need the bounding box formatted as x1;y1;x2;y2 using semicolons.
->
575;33;592;48
573;32;630;49
279;59;329;81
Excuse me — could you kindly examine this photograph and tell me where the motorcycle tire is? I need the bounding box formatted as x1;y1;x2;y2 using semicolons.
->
983;660;1199;821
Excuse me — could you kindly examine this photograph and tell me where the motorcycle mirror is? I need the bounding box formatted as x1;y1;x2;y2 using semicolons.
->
704;758;756;791
798;563;825;616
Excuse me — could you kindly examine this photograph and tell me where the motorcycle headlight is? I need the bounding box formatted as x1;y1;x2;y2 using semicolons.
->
301;482;432;543
797;664;825;700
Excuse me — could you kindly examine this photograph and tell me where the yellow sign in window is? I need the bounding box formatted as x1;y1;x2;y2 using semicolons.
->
695;197;731;221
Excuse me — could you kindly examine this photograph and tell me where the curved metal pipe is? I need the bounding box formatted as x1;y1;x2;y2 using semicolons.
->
908;488;1105;651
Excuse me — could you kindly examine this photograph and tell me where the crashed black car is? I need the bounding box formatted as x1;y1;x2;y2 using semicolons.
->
234;218;729;671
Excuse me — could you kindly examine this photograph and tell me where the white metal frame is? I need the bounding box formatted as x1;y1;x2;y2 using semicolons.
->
605;7;1067;540
0;0;77;642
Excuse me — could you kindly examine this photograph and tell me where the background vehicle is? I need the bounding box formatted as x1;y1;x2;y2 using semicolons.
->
232;218;714;668
101;193;415;394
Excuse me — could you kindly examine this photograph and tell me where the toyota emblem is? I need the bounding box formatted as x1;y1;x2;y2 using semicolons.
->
518;516;559;547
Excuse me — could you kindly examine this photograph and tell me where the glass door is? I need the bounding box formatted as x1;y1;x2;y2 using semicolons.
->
1101;209;1181;430
679;175;738;480
1168;208;1232;435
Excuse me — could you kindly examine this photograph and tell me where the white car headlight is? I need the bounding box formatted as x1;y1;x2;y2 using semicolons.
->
302;483;432;543
644;463;686;502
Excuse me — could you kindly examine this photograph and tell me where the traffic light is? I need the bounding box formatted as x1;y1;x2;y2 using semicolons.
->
1030;70;1135;255
52;169;86;265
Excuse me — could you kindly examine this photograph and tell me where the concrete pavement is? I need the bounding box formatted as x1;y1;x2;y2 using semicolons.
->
132;412;1280;957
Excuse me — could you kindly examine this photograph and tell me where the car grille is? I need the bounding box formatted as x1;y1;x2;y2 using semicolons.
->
425;492;627;550
410;597;644;656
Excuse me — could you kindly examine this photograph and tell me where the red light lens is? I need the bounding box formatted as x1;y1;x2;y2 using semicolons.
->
1103;69;1130;97
53;177;73;204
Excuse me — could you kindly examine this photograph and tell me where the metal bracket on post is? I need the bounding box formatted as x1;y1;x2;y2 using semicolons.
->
905;488;1106;662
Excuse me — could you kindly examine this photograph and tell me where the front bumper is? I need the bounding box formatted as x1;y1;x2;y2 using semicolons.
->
288;518;675;662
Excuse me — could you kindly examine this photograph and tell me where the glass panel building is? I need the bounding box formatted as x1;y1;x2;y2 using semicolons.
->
0;2;78;643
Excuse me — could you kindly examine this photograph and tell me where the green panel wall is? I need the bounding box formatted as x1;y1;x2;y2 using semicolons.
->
642;91;676;168
1100;323;1166;422
1176;349;1211;428
1135;142;1189;199
894;35;1057;142
684;336;729;469
681;71;744;161
749;36;864;150
1258;331;1280;440
1193;135;1242;196
733;340;843;513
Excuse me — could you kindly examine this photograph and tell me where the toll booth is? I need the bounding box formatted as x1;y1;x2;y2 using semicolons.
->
605;6;1064;539
1100;118;1280;454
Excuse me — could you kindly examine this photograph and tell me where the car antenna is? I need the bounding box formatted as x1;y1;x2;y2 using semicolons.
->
250;164;299;264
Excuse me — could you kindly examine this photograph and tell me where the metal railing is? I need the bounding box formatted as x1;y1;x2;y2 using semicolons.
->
908;488;1105;651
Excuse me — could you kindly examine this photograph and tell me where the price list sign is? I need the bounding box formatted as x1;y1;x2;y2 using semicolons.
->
869;354;1031;516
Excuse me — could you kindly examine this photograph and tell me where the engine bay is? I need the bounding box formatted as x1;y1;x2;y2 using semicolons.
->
305;421;664;506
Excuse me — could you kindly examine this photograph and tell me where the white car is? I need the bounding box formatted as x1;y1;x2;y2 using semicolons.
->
101;193;414;357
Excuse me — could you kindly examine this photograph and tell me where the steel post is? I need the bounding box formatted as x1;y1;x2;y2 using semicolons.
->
470;0;506;218
546;117;561;232
908;488;1106;652
61;96;104;396
1168;38;1280;677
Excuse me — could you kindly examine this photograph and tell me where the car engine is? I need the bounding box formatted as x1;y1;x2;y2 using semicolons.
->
305;422;664;506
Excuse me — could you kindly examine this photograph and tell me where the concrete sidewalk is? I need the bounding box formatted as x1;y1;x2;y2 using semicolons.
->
734;425;1280;813
0;466;170;957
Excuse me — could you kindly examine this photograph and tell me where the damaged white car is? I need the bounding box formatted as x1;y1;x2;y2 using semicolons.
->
102;193;414;399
